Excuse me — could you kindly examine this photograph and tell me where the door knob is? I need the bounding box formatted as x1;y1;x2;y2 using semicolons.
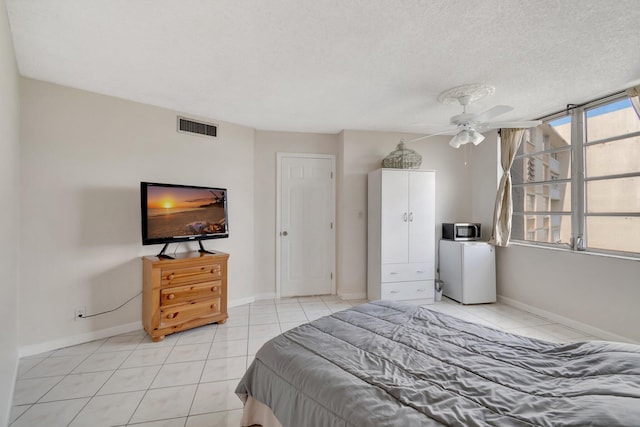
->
281;231;288;236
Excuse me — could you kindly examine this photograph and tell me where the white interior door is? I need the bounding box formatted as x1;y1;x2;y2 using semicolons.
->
277;154;335;297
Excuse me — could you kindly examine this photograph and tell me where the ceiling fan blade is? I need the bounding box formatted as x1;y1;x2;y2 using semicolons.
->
408;123;458;133
481;120;542;130
406;128;459;143
474;105;513;123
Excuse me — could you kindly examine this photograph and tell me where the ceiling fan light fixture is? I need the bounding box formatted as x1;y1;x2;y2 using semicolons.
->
449;131;468;148
449;129;485;149
470;129;485;145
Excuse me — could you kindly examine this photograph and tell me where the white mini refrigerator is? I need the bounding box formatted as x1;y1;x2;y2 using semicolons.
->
439;240;496;304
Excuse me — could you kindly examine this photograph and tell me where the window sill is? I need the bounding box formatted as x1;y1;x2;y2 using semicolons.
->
508;240;640;262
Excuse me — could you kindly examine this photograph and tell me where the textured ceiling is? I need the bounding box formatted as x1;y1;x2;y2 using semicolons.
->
6;0;640;133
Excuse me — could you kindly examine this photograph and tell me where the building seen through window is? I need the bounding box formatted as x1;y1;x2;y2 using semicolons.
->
511;97;640;255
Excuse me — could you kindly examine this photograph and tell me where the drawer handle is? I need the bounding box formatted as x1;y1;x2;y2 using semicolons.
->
210;268;217;274
417;288;426;292
416;270;424;274
210;304;217;309
389;272;398;275
167;293;175;300
211;287;218;292
168;273;175;280
166;312;178;319
390;290;399;294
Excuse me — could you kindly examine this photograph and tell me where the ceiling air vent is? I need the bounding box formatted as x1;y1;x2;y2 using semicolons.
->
177;116;218;139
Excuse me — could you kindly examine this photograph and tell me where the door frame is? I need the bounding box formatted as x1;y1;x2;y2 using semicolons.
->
275;152;336;299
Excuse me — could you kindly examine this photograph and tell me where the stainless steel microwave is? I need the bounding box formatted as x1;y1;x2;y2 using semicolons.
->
442;223;481;241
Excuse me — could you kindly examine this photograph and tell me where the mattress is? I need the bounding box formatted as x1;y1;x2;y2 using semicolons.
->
235;300;640;426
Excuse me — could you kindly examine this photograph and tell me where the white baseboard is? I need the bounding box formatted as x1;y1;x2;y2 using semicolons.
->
338;292;367;300
253;293;277;301
228;296;255;308
19;321;143;358
498;295;638;344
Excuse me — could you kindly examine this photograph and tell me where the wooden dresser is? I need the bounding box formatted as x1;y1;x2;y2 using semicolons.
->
142;251;229;341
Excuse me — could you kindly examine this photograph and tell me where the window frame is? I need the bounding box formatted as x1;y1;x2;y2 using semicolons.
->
510;92;640;258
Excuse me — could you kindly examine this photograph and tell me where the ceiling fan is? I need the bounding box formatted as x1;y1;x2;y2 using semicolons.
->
413;84;542;148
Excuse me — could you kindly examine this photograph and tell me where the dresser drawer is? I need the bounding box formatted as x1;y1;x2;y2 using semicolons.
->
160;280;222;306
381;280;434;301
381;263;433;283
159;298;221;328
161;263;223;287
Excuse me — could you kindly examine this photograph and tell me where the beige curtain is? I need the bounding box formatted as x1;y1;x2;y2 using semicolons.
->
489;128;526;246
628;85;640;119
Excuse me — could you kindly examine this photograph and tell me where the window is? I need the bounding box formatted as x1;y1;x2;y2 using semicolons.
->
512;114;572;246
511;94;640;256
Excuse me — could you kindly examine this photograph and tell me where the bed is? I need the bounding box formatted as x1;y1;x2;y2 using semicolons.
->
235;300;640;426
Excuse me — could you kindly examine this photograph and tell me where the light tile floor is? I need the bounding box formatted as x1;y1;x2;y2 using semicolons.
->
10;296;603;426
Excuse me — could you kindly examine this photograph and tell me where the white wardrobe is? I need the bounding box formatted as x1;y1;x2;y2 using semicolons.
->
367;168;436;304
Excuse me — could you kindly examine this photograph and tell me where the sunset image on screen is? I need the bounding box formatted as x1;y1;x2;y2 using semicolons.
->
146;186;227;239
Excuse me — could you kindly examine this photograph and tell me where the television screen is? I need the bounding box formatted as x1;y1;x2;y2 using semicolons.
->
141;182;229;246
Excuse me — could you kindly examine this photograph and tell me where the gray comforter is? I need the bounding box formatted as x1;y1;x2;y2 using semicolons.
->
235;300;640;426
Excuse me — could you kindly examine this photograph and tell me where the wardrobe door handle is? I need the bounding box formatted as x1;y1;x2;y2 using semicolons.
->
403;212;408;222
409;212;414;222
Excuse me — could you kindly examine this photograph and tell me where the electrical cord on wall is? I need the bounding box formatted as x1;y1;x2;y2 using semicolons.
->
78;291;142;319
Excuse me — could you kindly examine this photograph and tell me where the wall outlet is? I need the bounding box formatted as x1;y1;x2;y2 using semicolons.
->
74;307;86;320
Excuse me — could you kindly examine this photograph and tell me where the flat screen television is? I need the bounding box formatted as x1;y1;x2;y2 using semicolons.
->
140;181;228;258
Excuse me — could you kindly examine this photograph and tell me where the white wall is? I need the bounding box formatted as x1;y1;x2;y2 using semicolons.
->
253;131;338;297
337;130;472;298
0;0;20;422
19;78;255;352
497;245;640;342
